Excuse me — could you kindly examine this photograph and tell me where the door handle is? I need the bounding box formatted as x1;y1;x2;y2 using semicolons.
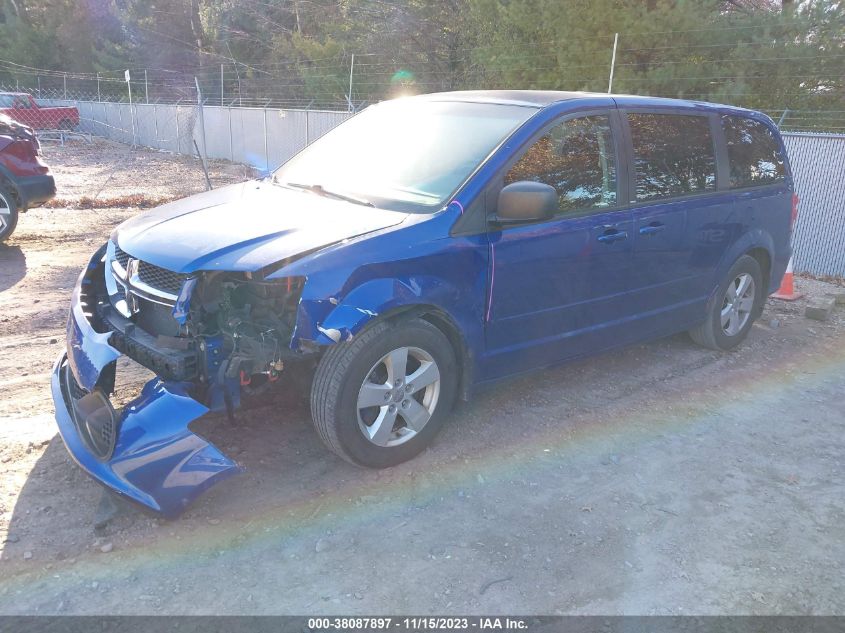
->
597;229;628;244
639;222;666;236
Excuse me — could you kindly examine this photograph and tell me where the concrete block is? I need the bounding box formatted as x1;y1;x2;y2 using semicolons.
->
824;290;845;305
805;297;836;321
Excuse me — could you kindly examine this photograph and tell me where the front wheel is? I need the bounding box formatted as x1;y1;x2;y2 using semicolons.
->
311;318;457;468
0;185;19;242
689;254;763;351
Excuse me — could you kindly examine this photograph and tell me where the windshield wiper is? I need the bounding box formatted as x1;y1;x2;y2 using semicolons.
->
283;181;375;207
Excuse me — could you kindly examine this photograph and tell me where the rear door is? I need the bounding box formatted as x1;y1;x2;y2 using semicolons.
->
720;114;792;293
621;108;732;333
482;110;636;379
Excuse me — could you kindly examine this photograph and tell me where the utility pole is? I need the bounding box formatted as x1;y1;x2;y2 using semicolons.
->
607;33;619;94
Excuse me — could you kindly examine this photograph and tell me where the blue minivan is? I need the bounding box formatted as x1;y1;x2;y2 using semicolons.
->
52;91;795;516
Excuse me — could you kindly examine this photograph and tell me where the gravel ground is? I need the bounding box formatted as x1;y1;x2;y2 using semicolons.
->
0;138;843;615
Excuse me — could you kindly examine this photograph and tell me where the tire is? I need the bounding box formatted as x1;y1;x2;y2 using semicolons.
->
58;119;74;131
689;254;763;351
311;317;458;468
0;185;19;243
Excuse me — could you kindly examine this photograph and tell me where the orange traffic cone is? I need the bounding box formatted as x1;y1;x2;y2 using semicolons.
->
771;256;803;301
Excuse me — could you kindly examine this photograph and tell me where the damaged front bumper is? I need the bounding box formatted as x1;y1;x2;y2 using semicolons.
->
50;249;242;518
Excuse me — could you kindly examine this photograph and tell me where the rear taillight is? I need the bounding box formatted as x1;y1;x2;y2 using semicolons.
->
790;193;799;231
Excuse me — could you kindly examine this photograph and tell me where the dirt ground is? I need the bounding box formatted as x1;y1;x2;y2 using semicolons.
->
0;138;843;615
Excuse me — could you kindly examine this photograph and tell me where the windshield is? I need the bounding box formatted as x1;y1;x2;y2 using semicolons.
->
273;100;536;212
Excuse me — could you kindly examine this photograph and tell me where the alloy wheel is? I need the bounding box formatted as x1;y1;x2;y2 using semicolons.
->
357;346;441;447
0;192;10;232
721;272;755;336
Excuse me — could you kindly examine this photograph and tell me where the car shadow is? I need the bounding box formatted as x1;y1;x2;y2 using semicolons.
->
0;244;26;292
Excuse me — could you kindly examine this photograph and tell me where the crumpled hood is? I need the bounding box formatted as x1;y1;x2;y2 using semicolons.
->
112;180;408;273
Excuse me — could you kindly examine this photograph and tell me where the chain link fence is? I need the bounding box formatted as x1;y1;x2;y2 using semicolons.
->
27;89;351;174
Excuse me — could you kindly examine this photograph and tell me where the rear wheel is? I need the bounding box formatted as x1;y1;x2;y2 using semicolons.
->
690;254;762;351
58;118;74;131
0;186;19;243
311;318;457;468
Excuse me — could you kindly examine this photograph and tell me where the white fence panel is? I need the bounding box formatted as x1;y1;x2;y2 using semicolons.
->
783;132;845;277
201;106;232;161
228;107;268;170
134;104;157;148
155;104;179;153
266;108;308;170
308;110;352;142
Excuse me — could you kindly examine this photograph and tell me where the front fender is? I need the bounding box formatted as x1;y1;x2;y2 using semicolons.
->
300;276;469;345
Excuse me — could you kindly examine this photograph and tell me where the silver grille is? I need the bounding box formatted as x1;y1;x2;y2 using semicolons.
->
114;245;186;296
109;244;187;314
114;245;130;269
138;261;186;295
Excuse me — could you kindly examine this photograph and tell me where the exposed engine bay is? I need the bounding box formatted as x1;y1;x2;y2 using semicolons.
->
183;271;305;386
96;241;307;412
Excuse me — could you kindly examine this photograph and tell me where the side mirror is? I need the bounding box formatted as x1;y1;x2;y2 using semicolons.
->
493;181;557;224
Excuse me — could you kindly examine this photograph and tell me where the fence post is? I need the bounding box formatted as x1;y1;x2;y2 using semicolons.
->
37;76;41;98
145;69;149;103
97;73;101;102
126;74;137;146
194;78;212;190
347;54;355;112
228;104;234;162
118;103;124;143
608;33;619;94
63;73;67;99
263;106;269;173
305;110;310;146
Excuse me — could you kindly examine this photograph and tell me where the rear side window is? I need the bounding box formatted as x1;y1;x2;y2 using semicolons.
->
722;115;785;188
628;113;716;202
505;114;617;214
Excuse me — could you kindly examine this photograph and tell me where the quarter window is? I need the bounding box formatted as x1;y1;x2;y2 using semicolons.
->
722;115;785;188
504;114;617;214
628;113;716;201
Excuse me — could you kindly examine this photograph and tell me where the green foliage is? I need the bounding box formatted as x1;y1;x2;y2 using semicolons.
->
0;0;841;127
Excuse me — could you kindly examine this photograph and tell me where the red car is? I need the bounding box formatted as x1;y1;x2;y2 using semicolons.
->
0;92;80;130
0;113;56;241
